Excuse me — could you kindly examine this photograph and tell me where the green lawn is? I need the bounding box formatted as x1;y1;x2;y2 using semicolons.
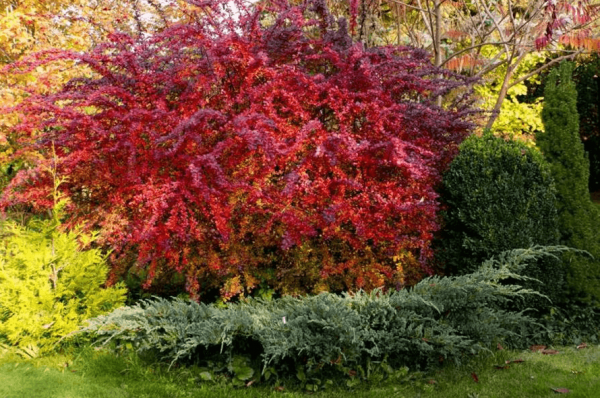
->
1;344;599;398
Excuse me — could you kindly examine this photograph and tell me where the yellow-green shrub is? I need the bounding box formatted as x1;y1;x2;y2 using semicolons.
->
0;202;126;353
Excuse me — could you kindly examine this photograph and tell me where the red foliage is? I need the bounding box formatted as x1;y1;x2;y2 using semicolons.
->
2;0;475;300
536;0;597;50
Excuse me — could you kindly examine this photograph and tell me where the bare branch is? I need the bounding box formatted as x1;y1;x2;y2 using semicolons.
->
440;40;516;67
508;50;585;88
474;58;508;79
475;0;511;56
385;0;427;12
416;0;435;42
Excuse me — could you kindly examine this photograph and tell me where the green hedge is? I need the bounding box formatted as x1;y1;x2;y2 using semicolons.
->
435;131;563;311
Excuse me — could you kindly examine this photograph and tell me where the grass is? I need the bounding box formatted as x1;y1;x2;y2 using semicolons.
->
1;344;599;397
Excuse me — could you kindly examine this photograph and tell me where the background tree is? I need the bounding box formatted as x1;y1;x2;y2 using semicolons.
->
324;0;600;134
537;61;600;302
573;55;600;192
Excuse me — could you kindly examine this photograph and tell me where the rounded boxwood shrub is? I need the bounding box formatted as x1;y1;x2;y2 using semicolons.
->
434;131;563;310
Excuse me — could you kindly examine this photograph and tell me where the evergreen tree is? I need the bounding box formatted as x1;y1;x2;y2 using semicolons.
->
537;61;600;302
435;131;563;311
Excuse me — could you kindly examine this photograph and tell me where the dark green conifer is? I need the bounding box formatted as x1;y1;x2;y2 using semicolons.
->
435;131;563;311
537;61;600;301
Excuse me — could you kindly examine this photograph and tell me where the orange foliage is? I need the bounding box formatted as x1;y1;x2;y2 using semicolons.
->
444;54;484;72
560;33;600;52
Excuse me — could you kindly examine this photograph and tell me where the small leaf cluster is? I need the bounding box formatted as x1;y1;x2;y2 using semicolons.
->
79;246;568;386
435;130;563;311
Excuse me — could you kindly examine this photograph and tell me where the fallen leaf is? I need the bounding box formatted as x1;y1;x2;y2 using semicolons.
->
274;386;285;392
471;372;479;383
577;343;588;349
246;380;254;387
530;345;546;352
551;387;570;394
542;349;560;355
494;365;510;370
427;379;437;384
508;358;525;363
497;343;504;350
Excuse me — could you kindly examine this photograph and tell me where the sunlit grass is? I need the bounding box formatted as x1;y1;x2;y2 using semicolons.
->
1;344;599;397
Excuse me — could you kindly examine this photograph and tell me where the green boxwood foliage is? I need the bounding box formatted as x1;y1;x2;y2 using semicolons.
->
537;61;600;302
81;247;573;385
434;130;563;309
0;201;127;353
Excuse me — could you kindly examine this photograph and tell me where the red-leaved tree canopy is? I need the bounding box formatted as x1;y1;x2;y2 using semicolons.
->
2;0;475;299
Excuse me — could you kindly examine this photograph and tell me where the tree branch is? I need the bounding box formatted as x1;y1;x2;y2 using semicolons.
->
440;41;516;67
508;50;584;89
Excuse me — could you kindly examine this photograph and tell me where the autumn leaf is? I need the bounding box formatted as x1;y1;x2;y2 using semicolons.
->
497;343;504;350
471;373;479;383
577;343;588;349
551;387;570;394
542;349;560;355
530;345;547;352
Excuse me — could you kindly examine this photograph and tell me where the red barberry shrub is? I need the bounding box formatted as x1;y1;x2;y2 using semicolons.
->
1;0;475;300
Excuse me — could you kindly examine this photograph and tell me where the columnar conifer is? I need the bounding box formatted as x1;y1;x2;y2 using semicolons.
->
537;62;600;301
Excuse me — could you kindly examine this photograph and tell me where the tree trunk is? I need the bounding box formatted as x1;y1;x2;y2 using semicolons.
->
485;52;527;129
434;0;442;107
